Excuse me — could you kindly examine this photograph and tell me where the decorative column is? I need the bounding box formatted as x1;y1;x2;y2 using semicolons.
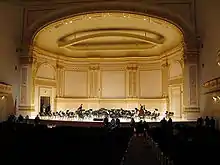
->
183;50;200;119
161;61;169;97
161;61;169;111
19;56;35;112
56;64;64;97
126;64;138;98
89;65;100;98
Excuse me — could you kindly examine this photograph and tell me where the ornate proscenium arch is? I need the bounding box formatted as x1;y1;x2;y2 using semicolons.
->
21;1;200;119
25;1;199;53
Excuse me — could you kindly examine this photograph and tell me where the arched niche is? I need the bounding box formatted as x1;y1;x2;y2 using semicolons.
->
36;63;56;80
169;61;183;79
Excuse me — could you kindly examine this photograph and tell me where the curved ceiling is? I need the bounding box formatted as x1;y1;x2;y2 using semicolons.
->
33;12;183;58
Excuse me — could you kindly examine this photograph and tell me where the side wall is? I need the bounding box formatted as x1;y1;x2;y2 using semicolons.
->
0;3;23;119
196;0;220;116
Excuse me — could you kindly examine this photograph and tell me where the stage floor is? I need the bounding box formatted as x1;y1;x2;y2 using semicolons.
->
31;116;193;122
29;116;195;128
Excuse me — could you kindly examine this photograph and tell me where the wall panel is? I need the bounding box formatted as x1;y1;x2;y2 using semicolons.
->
139;70;162;98
101;70;125;98
64;70;88;97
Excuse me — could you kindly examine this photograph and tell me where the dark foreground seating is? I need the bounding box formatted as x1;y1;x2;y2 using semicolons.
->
148;124;220;165
0;122;133;164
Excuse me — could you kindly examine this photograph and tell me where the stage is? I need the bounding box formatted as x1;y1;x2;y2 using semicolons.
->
28;116;196;127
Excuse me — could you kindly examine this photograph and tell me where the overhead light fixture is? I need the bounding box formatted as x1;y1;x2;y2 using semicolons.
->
1;96;5;100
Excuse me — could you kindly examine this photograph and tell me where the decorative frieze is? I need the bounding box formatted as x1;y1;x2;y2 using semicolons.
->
20;56;36;65
203;77;220;94
0;83;12;94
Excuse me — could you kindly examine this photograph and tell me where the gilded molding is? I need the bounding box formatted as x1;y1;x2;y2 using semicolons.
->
20;56;36;65
0;83;12;94
35;79;57;87
203;77;220;94
168;78;183;85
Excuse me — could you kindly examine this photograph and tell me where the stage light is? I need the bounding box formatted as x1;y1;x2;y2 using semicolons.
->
1;96;5;100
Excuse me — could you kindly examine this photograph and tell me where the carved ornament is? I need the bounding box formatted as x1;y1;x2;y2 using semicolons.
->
0;83;12;94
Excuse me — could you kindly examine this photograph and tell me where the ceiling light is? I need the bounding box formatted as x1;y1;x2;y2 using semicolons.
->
65;22;68;24
69;21;72;23
1;96;5;100
144;18;146;20
89;17;91;19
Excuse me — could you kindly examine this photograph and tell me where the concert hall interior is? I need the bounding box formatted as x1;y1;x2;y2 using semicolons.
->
0;0;220;122
2;1;220;165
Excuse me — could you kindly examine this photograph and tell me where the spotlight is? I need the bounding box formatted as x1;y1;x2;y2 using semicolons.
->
69;20;72;23
1;96;5;100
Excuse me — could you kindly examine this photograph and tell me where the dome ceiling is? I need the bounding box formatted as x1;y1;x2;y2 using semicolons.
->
33;12;183;59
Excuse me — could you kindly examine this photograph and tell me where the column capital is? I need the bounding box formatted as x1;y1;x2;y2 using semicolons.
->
20;56;36;65
56;64;64;69
161;61;169;69
127;64;138;70
184;49;199;64
89;65;100;71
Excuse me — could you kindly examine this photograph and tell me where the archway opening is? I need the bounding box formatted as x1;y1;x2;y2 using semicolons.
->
21;11;189;121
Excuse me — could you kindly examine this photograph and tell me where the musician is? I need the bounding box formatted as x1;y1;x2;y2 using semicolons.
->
139;104;144;117
77;104;83;110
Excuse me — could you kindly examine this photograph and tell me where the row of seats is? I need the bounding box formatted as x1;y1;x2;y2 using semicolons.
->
0;122;133;164
148;123;220;165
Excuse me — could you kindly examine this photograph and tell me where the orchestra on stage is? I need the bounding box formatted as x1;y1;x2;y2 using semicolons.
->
38;103;174;122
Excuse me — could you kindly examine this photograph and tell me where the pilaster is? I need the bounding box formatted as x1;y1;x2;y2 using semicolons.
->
126;64;138;98
56;64;64;97
161;61;169;97
183;50;200;119
19;56;35;112
89;65;100;98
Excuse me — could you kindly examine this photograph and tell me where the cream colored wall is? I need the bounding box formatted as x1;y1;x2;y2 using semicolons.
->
34;59;169;113
0;3;23;104
196;0;220;116
168;59;183;118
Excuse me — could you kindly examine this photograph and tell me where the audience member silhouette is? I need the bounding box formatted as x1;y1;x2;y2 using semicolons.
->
130;118;135;128
103;117;109;128
205;116;210;128
34;115;40;125
196;117;203;128
116;118;120;128
210;117;215;130
18;114;24;123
